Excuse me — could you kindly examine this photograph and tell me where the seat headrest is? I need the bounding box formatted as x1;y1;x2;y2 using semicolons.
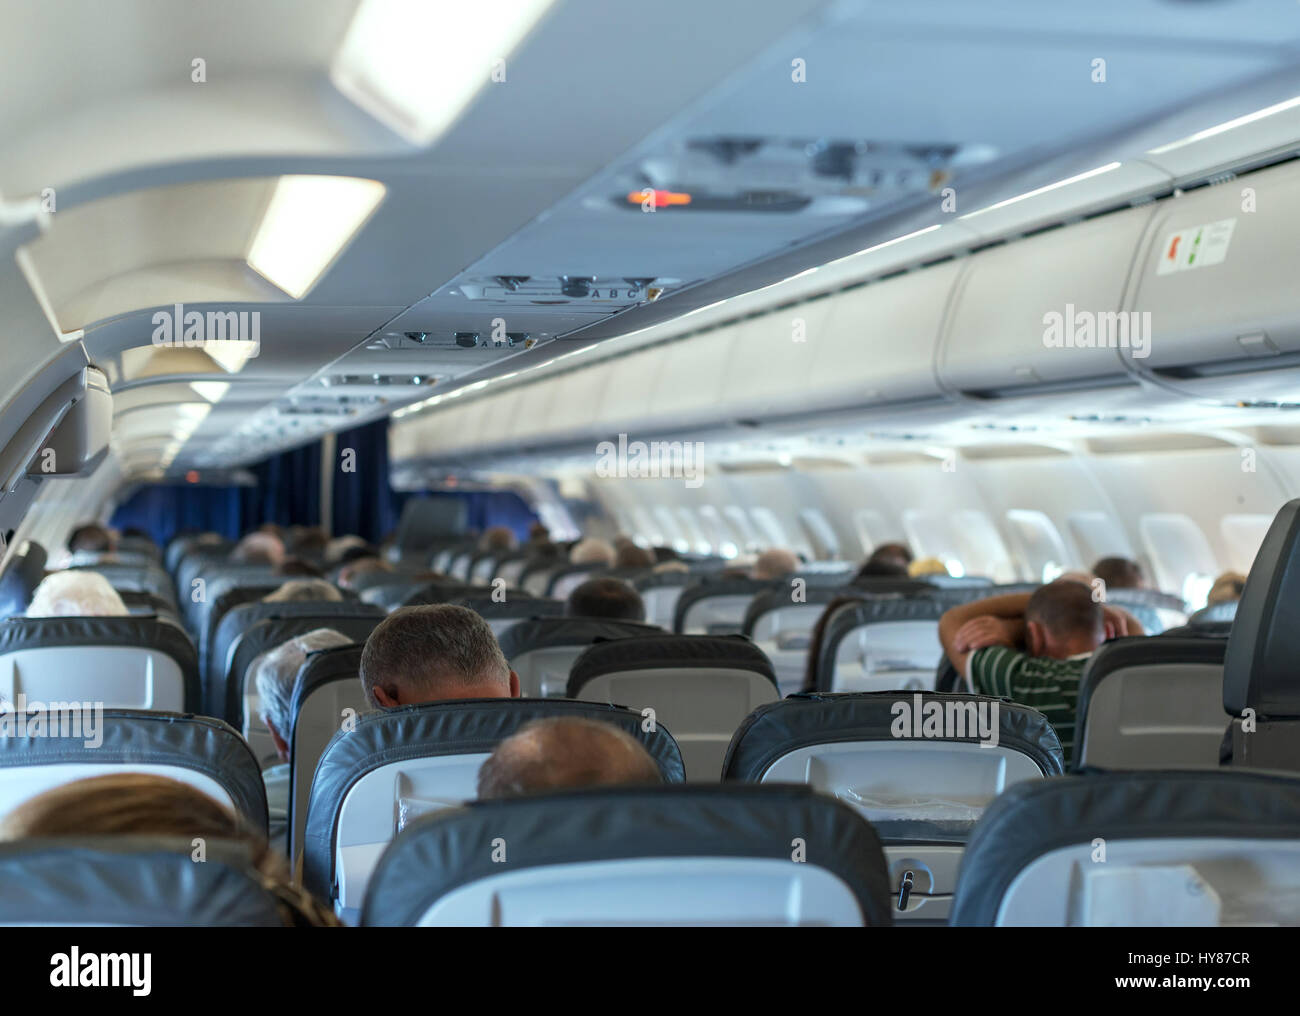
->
301;697;687;898
1223;498;1300;716
0;837;287;926
722;691;1065;781
447;595;565;619
814;597;946;691
568;634;777;698
741;586;852;635
672;577;782;631
398;580;494;608
0;708;267;828
497;617;662;659
361;784;892;927
0;614;196;682
287;644;365;729
949;769;1300;926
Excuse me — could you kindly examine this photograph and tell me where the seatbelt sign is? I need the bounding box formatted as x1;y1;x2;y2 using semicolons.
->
1156;217;1236;275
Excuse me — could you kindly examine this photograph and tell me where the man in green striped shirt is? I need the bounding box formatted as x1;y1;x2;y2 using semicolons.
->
937;581;1144;764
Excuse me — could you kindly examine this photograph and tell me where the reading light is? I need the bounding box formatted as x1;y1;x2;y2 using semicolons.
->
247;176;386;299
330;0;556;146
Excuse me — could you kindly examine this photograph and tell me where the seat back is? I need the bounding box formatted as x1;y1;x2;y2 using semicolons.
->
287;645;368;863
0;616;199;712
1222;499;1300;770
1074;636;1228;771
0;709;266;829
303;699;686;921
498;617;662;697
547;563;607;600
230;611;384;764
568;634;779;781
445;595;565;639
951;770;1300;926
0;838;291;926
673;577;780;635
362;784;893;927
723;691;1063;922
632;571;693;628
814;598;945;693
213;605;379;722
742;586;851;696
1105;587;1189;633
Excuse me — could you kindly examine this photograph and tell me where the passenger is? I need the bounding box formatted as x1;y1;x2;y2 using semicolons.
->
1056;570;1096;586
938;580;1144;763
614;543;655;570
67;523;115;555
872;541;914;567
479;526;517;553
230;530;285;566
275;557;325;579
0;773;339;926
359;604;520;708
289;527;329;558
337;555;393;589
907;556;951;578
262;578;343;603
855;552;909;579
753;547;800;581
324;534;369;565
566;577;646;622
570;537;617;568
26;571;128;618
526;522;551;545
251;628;354;851
1207;570;1247;607
476;717;661;800
1092;556;1145;590
651;559;690;575
652;545;681;563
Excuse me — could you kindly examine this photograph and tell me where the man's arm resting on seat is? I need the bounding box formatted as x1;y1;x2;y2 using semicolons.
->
938;593;1031;680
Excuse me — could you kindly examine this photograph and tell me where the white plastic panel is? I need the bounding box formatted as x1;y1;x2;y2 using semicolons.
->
1068;510;1135;565
417;857;866;927
1004;509;1072;581
1138;513;1219;603
996;839;1300;926
831;620;942;694
596;347;663;433
939;204;1156;392
0;646;185;712
721;299;832;417
647;325;736;424
1130;160;1300;370
335;753;491;922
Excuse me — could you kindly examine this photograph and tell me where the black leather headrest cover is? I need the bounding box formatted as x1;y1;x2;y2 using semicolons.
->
568;633;777;698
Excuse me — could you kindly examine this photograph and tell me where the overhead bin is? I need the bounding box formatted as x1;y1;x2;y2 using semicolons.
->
938;204;1157;397
1126;160;1300;391
647;325;737;429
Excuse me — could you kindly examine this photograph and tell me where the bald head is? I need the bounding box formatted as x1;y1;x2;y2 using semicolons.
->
1025;579;1105;659
753;548;799;581
476;717;661;800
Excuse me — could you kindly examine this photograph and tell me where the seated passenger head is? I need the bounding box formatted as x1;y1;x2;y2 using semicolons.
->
479;526;517;553
324;534;369;565
0;773;338;925
275;557;325;579
1207;570;1247;606
569;537;616;568
856;551;909;579
752;548;800;581
566;577;646;622
261;578;342;604
527;522;551;543
289;527;329;557
231;531;285;566
26;571;128;618
337;555;392;589
253;627;354;760
652;545;681;563
360;604;520;708
1091;556;1144;590
1056;570;1096;587
614;543;655;570
67;523;115;555
476;717;661;800
1025;579;1105;659
907;556;950;578
872;541;913;566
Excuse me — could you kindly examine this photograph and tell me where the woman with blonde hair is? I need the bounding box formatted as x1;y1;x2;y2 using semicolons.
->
0;773;340;926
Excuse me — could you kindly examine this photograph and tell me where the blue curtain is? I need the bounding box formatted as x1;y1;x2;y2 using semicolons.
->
394;490;537;541
110;484;247;545
331;418;398;544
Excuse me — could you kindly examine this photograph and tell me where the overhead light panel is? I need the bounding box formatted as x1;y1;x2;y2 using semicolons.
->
247;175;386;299
1147;95;1300;155
331;0;556;146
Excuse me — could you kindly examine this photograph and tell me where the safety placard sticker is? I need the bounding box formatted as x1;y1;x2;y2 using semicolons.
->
1156;217;1236;275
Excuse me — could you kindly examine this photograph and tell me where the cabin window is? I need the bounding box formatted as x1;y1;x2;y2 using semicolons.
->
798;508;840;561
1219;514;1272;575
1067;510;1135;566
1139;513;1219;606
1004;509;1072;583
